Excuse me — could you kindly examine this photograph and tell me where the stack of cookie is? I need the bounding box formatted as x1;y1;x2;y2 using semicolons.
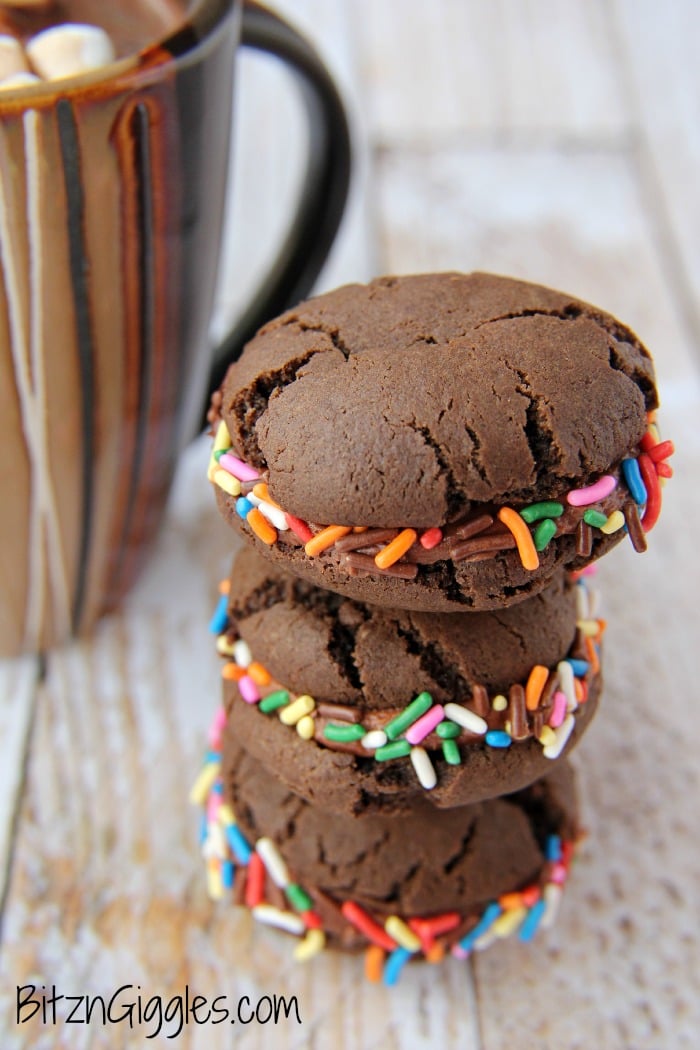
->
192;273;673;983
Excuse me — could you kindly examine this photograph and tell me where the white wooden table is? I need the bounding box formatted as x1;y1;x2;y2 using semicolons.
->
1;2;699;1047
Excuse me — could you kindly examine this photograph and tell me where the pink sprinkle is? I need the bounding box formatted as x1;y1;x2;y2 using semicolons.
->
406;704;445;745
550;862;568;885
567;474;617;507
420;527;443;550
548;691;567;728
577;563;598;577
451;945;469;960
238;675;261;704
218;453;260;483
208;706;227;746
207;792;221;823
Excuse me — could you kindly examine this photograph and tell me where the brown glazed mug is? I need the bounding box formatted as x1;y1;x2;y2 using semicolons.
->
0;0;351;655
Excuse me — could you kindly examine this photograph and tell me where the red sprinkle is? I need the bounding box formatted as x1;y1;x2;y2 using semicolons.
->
656;461;673;478
638;452;662;532
520;885;541;908
412;912;461;937
647;439;675;463
420;527;443;550
341;901;397;951
302;909;323;929
285;513;314;543
244;852;265;908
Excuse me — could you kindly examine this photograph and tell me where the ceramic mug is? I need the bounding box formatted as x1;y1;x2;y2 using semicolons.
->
0;0;351;655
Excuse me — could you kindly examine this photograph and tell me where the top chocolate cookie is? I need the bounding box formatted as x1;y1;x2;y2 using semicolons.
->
211;272;673;611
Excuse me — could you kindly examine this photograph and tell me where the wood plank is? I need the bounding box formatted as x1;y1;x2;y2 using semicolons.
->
612;0;700;348
0;656;39;913
354;0;629;144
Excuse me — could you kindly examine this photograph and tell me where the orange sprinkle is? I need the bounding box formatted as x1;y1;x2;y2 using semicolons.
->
374;528;418;569
585;636;600;675
574;678;584;703
497;507;539;571
352;526;369;533
218;578;231;595
426;943;445;964
247;662;271;687
499;891;524;911
247;507;277;545
252;482;282;509
525;665;549;711
520;885;541;908
305;525;351;556
221;663;245;681
364;945;385;983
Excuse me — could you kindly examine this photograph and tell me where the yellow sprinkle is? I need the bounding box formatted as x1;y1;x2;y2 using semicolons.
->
206;858;224;900
207;456;219;482
213;469;241;497
577;618;601;637
293;928;326;961
493;906;528;938
189;762;220;806
279;694;315;726
218;803;236;826
600;509;625;535
504;720;512;735
385;916;421;952
213;420;232;453
216;635;235;657
296;714;316;740
647;421;661;443
492;694;508;712
538;726;556;747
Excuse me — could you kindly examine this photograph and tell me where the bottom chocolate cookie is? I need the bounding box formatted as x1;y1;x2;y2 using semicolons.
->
192;709;582;985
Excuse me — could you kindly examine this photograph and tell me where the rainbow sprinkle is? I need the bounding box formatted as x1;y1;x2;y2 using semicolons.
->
208;416;674;577
193;706;578;984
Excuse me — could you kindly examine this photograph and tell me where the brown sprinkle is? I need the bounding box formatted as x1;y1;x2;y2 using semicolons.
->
623;501;648;553
450;532;517;561
334;528;400;552
471;684;490;719
576;520;593;557
317;702;361;724
508;683;530;740
344;552;418;580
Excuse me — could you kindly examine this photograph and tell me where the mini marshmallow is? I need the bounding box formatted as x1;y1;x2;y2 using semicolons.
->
27;23;115;81
0;33;28;81
0;70;40;90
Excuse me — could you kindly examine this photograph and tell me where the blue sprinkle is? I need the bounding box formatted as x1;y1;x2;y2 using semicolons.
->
566;658;589;676
236;496;254;519
622;457;647;505
204;750;220;765
518;899;547;942
485;730;512;748
545;834;562;862
212;781;224;796
209;592;229;635
198;813;208;845
458;902;502;952
383;947;413;987
221;860;235;889
226;824;252;865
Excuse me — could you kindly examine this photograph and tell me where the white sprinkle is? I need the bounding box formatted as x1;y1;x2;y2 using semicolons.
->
361;729;387;750
27;24;116;81
201;822;226;861
540;882;563;929
233;639;252;668
0;71;41;89
557;660;577;712
256;836;290;888
0;35;29;81
543;713;575;759
473;929;498;952
246;491;262;507
575;582;590;622
410;746;437;790
258;500;289;531
252;904;305;935
444;703;487;735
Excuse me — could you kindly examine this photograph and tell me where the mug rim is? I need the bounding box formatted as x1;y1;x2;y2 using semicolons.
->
0;0;239;104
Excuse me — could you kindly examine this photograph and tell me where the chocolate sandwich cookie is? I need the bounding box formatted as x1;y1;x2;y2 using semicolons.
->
209;549;603;815
192;726;581;985
208;272;674;611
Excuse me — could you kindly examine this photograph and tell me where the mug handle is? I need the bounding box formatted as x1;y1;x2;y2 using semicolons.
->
206;0;352;398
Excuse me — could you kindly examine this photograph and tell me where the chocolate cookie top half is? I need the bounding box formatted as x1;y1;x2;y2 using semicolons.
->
211;272;672;610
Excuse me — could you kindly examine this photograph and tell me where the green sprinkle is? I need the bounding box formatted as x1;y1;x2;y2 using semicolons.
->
520;501;564;524
285;883;313;912
375;739;412;762
437;721;461;739
324;723;366;743
259;690;290;713
583;508;608;528
384;692;433;741
533;518;558;551
213;448;228;462
442;739;462;765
